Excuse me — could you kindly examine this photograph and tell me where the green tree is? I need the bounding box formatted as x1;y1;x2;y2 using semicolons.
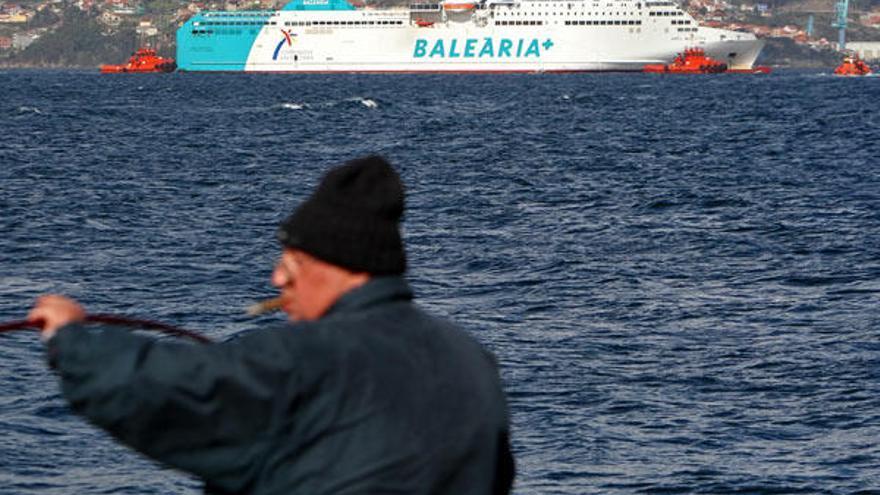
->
12;7;138;67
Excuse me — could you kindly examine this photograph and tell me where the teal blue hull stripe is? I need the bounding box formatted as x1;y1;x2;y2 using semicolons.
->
176;0;354;71
177;12;266;71
281;0;354;10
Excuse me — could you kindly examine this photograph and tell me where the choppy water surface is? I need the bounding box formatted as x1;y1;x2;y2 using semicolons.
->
1;70;879;494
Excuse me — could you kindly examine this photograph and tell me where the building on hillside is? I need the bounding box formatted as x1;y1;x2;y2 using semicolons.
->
0;12;30;22
846;41;880;60
100;10;120;24
12;31;38;49
136;20;157;35
112;5;144;14
859;12;880;28
1;2;25;14
0;35;12;49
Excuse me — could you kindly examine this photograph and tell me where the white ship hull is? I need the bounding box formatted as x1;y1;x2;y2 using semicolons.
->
177;0;765;72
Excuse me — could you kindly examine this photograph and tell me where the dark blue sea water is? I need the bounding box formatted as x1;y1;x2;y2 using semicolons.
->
1;69;879;494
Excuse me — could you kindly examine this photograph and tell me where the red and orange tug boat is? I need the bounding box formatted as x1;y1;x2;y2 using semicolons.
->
100;48;177;74
643;47;728;74
833;53;873;76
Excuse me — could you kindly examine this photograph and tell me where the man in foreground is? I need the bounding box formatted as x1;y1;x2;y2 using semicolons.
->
29;155;515;494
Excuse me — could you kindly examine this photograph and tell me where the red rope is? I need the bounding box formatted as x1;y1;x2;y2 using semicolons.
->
0;315;211;343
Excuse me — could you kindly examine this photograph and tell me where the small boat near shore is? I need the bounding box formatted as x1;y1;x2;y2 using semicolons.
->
100;48;177;74
833;53;872;76
643;47;771;74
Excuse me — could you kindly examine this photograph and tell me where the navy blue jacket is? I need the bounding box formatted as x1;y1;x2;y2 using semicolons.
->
48;277;514;494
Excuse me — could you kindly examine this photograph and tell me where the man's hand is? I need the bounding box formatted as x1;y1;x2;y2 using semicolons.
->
27;295;86;340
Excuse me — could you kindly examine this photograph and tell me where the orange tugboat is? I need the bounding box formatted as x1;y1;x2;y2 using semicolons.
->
100;48;177;74
833;53;872;76
643;47;728;74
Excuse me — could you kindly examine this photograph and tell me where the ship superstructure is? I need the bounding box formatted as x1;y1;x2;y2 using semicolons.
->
176;0;764;72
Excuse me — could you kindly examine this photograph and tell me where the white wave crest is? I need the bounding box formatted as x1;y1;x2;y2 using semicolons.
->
85;218;113;230
350;98;378;109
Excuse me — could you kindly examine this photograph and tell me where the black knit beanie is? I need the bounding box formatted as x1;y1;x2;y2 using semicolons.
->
276;155;406;275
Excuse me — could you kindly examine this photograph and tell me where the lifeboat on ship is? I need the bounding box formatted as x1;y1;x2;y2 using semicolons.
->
100;48;177;74
441;0;476;12
834;53;872;76
643;47;727;74
415;17;435;27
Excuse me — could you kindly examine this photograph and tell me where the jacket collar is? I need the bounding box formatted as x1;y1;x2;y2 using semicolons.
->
323;276;413;317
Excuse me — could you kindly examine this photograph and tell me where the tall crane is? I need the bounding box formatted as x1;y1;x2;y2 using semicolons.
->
832;0;849;50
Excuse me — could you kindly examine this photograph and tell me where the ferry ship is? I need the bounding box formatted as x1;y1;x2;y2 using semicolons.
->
176;0;765;72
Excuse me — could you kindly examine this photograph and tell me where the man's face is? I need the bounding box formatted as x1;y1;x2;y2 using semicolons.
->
272;248;332;321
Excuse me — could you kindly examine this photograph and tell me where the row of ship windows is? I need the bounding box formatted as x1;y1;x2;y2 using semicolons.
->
498;11;637;16
677;27;697;31
413;1;633;9
495;20;545;25
192;29;243;34
191;22;407;34
203;12;272;17
564;19;642;25
198;21;276;25
283;20;405;25
649;11;684;16
189;19;653;34
671;19;691;24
